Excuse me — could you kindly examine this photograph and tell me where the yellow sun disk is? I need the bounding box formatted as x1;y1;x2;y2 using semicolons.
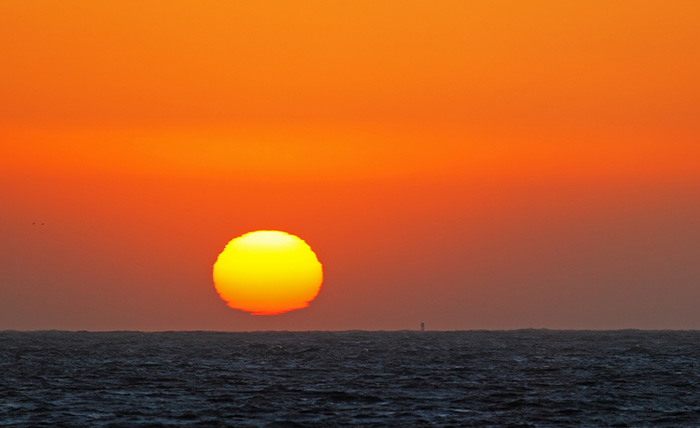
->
213;231;323;315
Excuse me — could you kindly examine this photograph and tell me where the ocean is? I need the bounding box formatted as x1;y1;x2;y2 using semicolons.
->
1;330;699;427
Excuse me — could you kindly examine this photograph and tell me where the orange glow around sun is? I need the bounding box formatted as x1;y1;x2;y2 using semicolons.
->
213;231;323;315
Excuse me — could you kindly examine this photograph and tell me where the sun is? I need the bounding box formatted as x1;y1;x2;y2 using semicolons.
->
212;230;323;315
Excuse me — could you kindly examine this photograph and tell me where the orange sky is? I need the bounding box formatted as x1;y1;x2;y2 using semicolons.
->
1;1;699;330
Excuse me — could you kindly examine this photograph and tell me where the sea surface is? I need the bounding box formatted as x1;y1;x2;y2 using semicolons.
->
1;330;699;427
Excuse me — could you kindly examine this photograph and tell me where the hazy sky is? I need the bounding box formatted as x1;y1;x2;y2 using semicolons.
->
1;1;699;331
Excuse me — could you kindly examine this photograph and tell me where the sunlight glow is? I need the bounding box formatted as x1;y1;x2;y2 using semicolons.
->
213;231;323;315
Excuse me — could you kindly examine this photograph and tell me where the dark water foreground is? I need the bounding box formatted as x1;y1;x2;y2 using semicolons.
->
1;330;699;427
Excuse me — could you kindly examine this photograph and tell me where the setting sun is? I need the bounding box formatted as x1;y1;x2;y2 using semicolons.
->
213;231;323;315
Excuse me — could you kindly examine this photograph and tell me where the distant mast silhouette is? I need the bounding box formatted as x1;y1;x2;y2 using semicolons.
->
421;322;425;332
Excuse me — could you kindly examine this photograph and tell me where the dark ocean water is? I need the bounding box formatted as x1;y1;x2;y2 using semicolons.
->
1;330;699;427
